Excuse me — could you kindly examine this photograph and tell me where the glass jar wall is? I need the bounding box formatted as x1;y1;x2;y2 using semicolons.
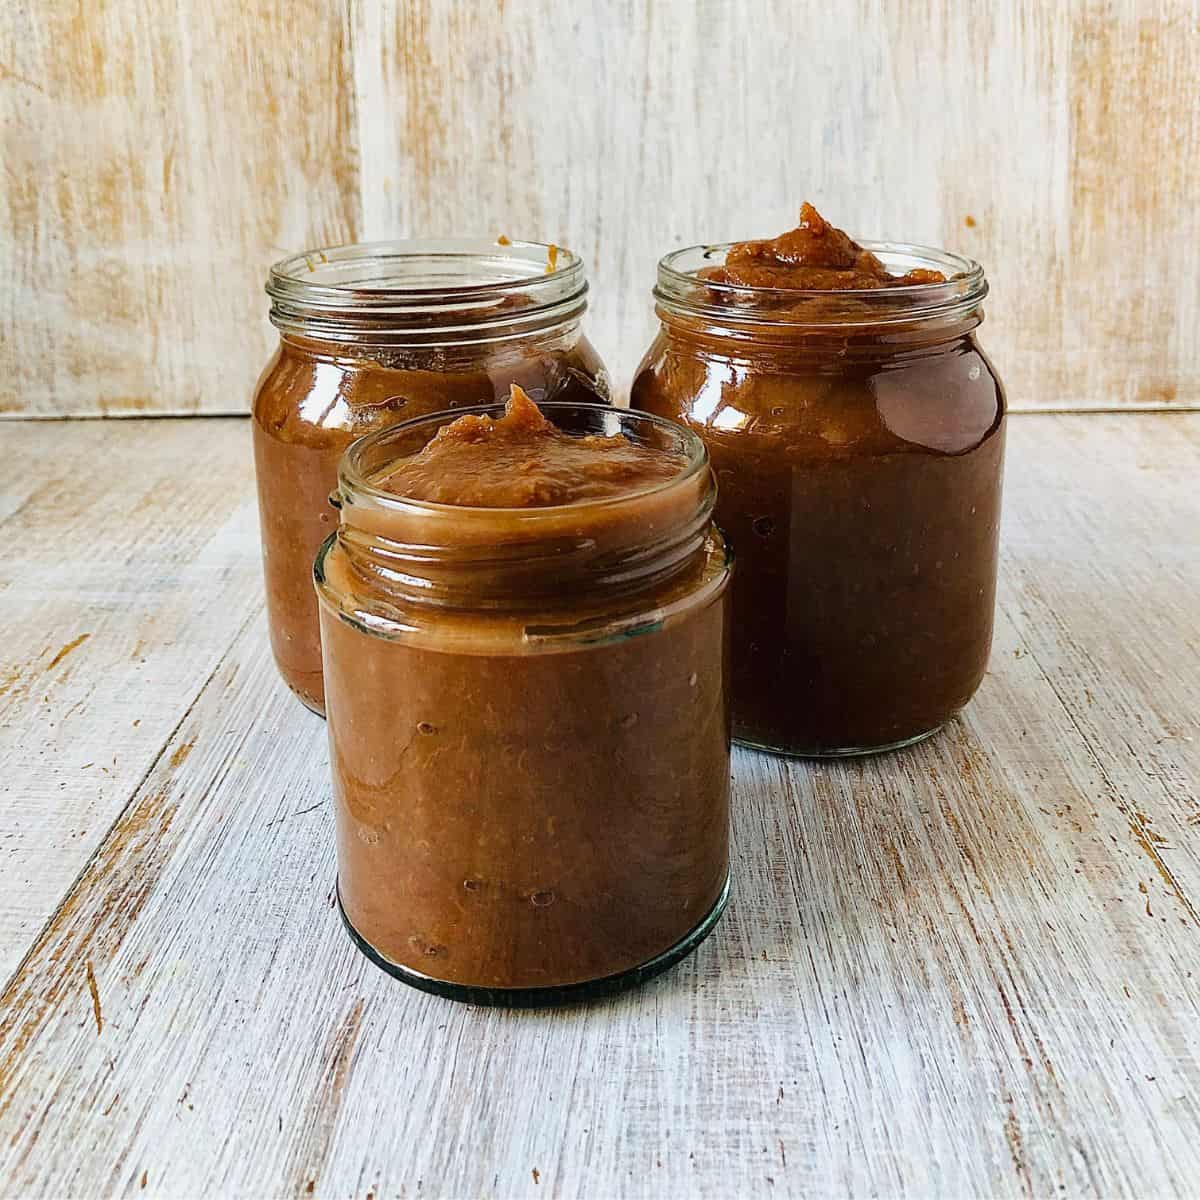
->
253;239;609;714
316;402;732;1005
631;241;1005;756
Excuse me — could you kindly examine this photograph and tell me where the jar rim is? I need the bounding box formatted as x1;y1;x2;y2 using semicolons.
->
324;402;720;618
655;239;988;329
338;400;710;520
267;238;588;342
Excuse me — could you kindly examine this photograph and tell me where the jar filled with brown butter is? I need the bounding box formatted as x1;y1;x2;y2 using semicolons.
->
632;208;1005;757
253;239;610;715
315;397;732;1006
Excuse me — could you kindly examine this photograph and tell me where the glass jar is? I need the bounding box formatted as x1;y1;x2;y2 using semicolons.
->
252;239;610;715
315;402;732;1006
631;241;1005;756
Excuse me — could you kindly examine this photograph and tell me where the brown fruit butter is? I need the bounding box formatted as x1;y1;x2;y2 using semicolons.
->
315;389;732;1003
632;205;1005;756
253;239;609;715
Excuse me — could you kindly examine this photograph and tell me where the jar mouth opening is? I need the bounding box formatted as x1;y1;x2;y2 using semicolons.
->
339;401;710;521
655;240;987;328
267;238;588;342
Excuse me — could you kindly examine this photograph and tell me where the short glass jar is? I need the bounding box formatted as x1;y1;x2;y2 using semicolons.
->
315;402;732;1005
252;239;610;714
631;242;1005;756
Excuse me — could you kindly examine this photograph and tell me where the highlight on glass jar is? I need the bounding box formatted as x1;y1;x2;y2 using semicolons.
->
631;204;1005;758
314;389;733;1006
252;238;610;716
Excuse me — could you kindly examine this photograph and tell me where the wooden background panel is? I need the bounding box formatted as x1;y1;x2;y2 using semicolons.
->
2;0;1199;415
0;0;358;417
357;0;1200;408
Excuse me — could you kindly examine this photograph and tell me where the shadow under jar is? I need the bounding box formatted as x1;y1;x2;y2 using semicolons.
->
252;239;609;715
315;403;733;1006
631;241;1005;756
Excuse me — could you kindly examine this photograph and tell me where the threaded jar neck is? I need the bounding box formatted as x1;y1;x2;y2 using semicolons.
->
319;402;717;618
267;239;589;348
654;240;988;350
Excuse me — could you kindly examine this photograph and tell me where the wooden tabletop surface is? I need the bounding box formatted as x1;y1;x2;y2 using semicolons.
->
0;412;1197;1199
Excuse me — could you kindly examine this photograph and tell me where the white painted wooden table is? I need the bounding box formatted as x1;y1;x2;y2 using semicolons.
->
0;413;1197;1199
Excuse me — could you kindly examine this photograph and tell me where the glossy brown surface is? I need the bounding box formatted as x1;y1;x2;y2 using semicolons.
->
376;385;685;507
317;401;732;993
633;208;1005;755
699;202;947;291
252;334;607;713
320;589;730;991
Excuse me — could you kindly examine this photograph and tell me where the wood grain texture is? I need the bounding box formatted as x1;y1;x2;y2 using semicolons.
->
0;0;358;416
0;412;1197;1197
3;1;1200;415
0;419;261;985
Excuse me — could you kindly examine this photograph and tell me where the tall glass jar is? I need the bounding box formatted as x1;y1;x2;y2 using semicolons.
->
253;239;609;714
316;402;732;1006
631;242;1005;756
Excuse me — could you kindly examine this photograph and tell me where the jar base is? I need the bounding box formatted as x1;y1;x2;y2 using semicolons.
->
733;723;944;759
279;680;325;718
337;874;730;1008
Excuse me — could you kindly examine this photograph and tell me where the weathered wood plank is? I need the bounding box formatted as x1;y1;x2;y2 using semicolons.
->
999;414;1200;922
0;418;262;986
0;413;1196;1197
2;4;1200;415
356;0;1200;407
0;1;358;416
5;1;1199;415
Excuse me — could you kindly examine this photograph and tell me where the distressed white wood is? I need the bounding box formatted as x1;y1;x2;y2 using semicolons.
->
0;419;261;986
3;1;1200;415
0;413;1198;1198
0;1;359;417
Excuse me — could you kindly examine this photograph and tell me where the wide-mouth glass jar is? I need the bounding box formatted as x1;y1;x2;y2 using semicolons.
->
632;241;1005;756
253;239;610;715
315;402;732;1006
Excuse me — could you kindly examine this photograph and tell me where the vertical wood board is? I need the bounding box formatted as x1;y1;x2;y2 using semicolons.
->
2;1;1199;414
